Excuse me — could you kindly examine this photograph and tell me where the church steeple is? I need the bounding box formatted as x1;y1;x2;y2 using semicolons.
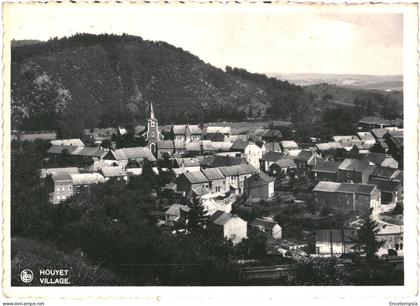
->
149;102;156;121
144;102;162;155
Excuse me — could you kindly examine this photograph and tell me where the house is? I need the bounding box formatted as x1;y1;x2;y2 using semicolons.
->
369;166;401;181
363;153;398;169
280;140;300;155
51;138;85;147
199;155;247;168
156;141;175;159
208;131;226;142
50;172;105;204
313;181;381;212
315;142;344;159
185;141;233;155
230;140;263;170
384;130;404;166
376;224;404;256
101;166;127;182
70;173;106;196
310;160;340;182
103;147;156;166
176;171;210;196
201;168;228;194
164;204;190;227
201;193;234;215
206;126;231;138
314;229;356;256
218;164;258;194
173;158;201;173
46;145;106;163
337;158;376;184
49;173;74;204
368;178;402;204
293;150;318;172
250;218;282;239
357;132;376;145
331;135;361;149
260;151;287;172
244;172;275;199
207;210;247;244
172;124;202;142
269;159;297;176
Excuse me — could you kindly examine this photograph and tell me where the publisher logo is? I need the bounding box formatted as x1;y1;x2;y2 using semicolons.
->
20;269;34;283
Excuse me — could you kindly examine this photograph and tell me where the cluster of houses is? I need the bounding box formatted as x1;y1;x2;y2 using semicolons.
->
25;105;404;256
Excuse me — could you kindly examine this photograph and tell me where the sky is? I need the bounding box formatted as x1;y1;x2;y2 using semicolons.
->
6;4;403;76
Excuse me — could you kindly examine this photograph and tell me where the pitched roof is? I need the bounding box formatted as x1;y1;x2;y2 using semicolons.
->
338;158;370;172
200;155;247;168
208;210;237;226
368;179;400;193
101;166;127;177
280;140;299;149
52;172;73;182
316;142;343;151
47;145;78;154
231;139;253;151
364;153;388;165
337;183;377;195
174;158;200;168
40;167;79;179
311;161;339;173
157;141;175;149
50;138;85;146
313;181;341;192
370;166;400;179
201;168;225;181
165;204;190;216
261;151;286;162
371;128;389;139
218;164;258;176
70;173;105;185
206;126;231;135
294;150;314;162
271;159;297;169
72;146;105;157
183;171;209;184
108;147;156;162
250;218;279;230
357;132;376;142
245;172;275;186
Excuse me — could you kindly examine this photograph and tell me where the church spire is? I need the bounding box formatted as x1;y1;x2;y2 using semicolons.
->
149;102;156;120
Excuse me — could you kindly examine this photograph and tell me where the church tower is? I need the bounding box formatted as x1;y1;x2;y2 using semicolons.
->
144;102;162;154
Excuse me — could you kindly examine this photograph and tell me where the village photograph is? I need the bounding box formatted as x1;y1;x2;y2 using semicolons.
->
4;4;413;289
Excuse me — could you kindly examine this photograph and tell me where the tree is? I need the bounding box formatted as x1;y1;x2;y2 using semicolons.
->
186;196;207;233
352;214;384;263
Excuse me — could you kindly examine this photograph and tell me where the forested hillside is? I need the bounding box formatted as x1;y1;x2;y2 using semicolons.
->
11;34;403;137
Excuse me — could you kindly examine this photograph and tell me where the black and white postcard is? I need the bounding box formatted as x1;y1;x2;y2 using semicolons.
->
1;2;419;304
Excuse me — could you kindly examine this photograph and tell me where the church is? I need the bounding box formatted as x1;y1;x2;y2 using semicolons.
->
142;102;164;155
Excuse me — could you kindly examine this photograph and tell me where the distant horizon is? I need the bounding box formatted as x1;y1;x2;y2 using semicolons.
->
8;6;403;76
11;35;403;79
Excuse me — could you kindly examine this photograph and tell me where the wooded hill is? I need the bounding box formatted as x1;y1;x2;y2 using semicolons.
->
11;34;402;137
